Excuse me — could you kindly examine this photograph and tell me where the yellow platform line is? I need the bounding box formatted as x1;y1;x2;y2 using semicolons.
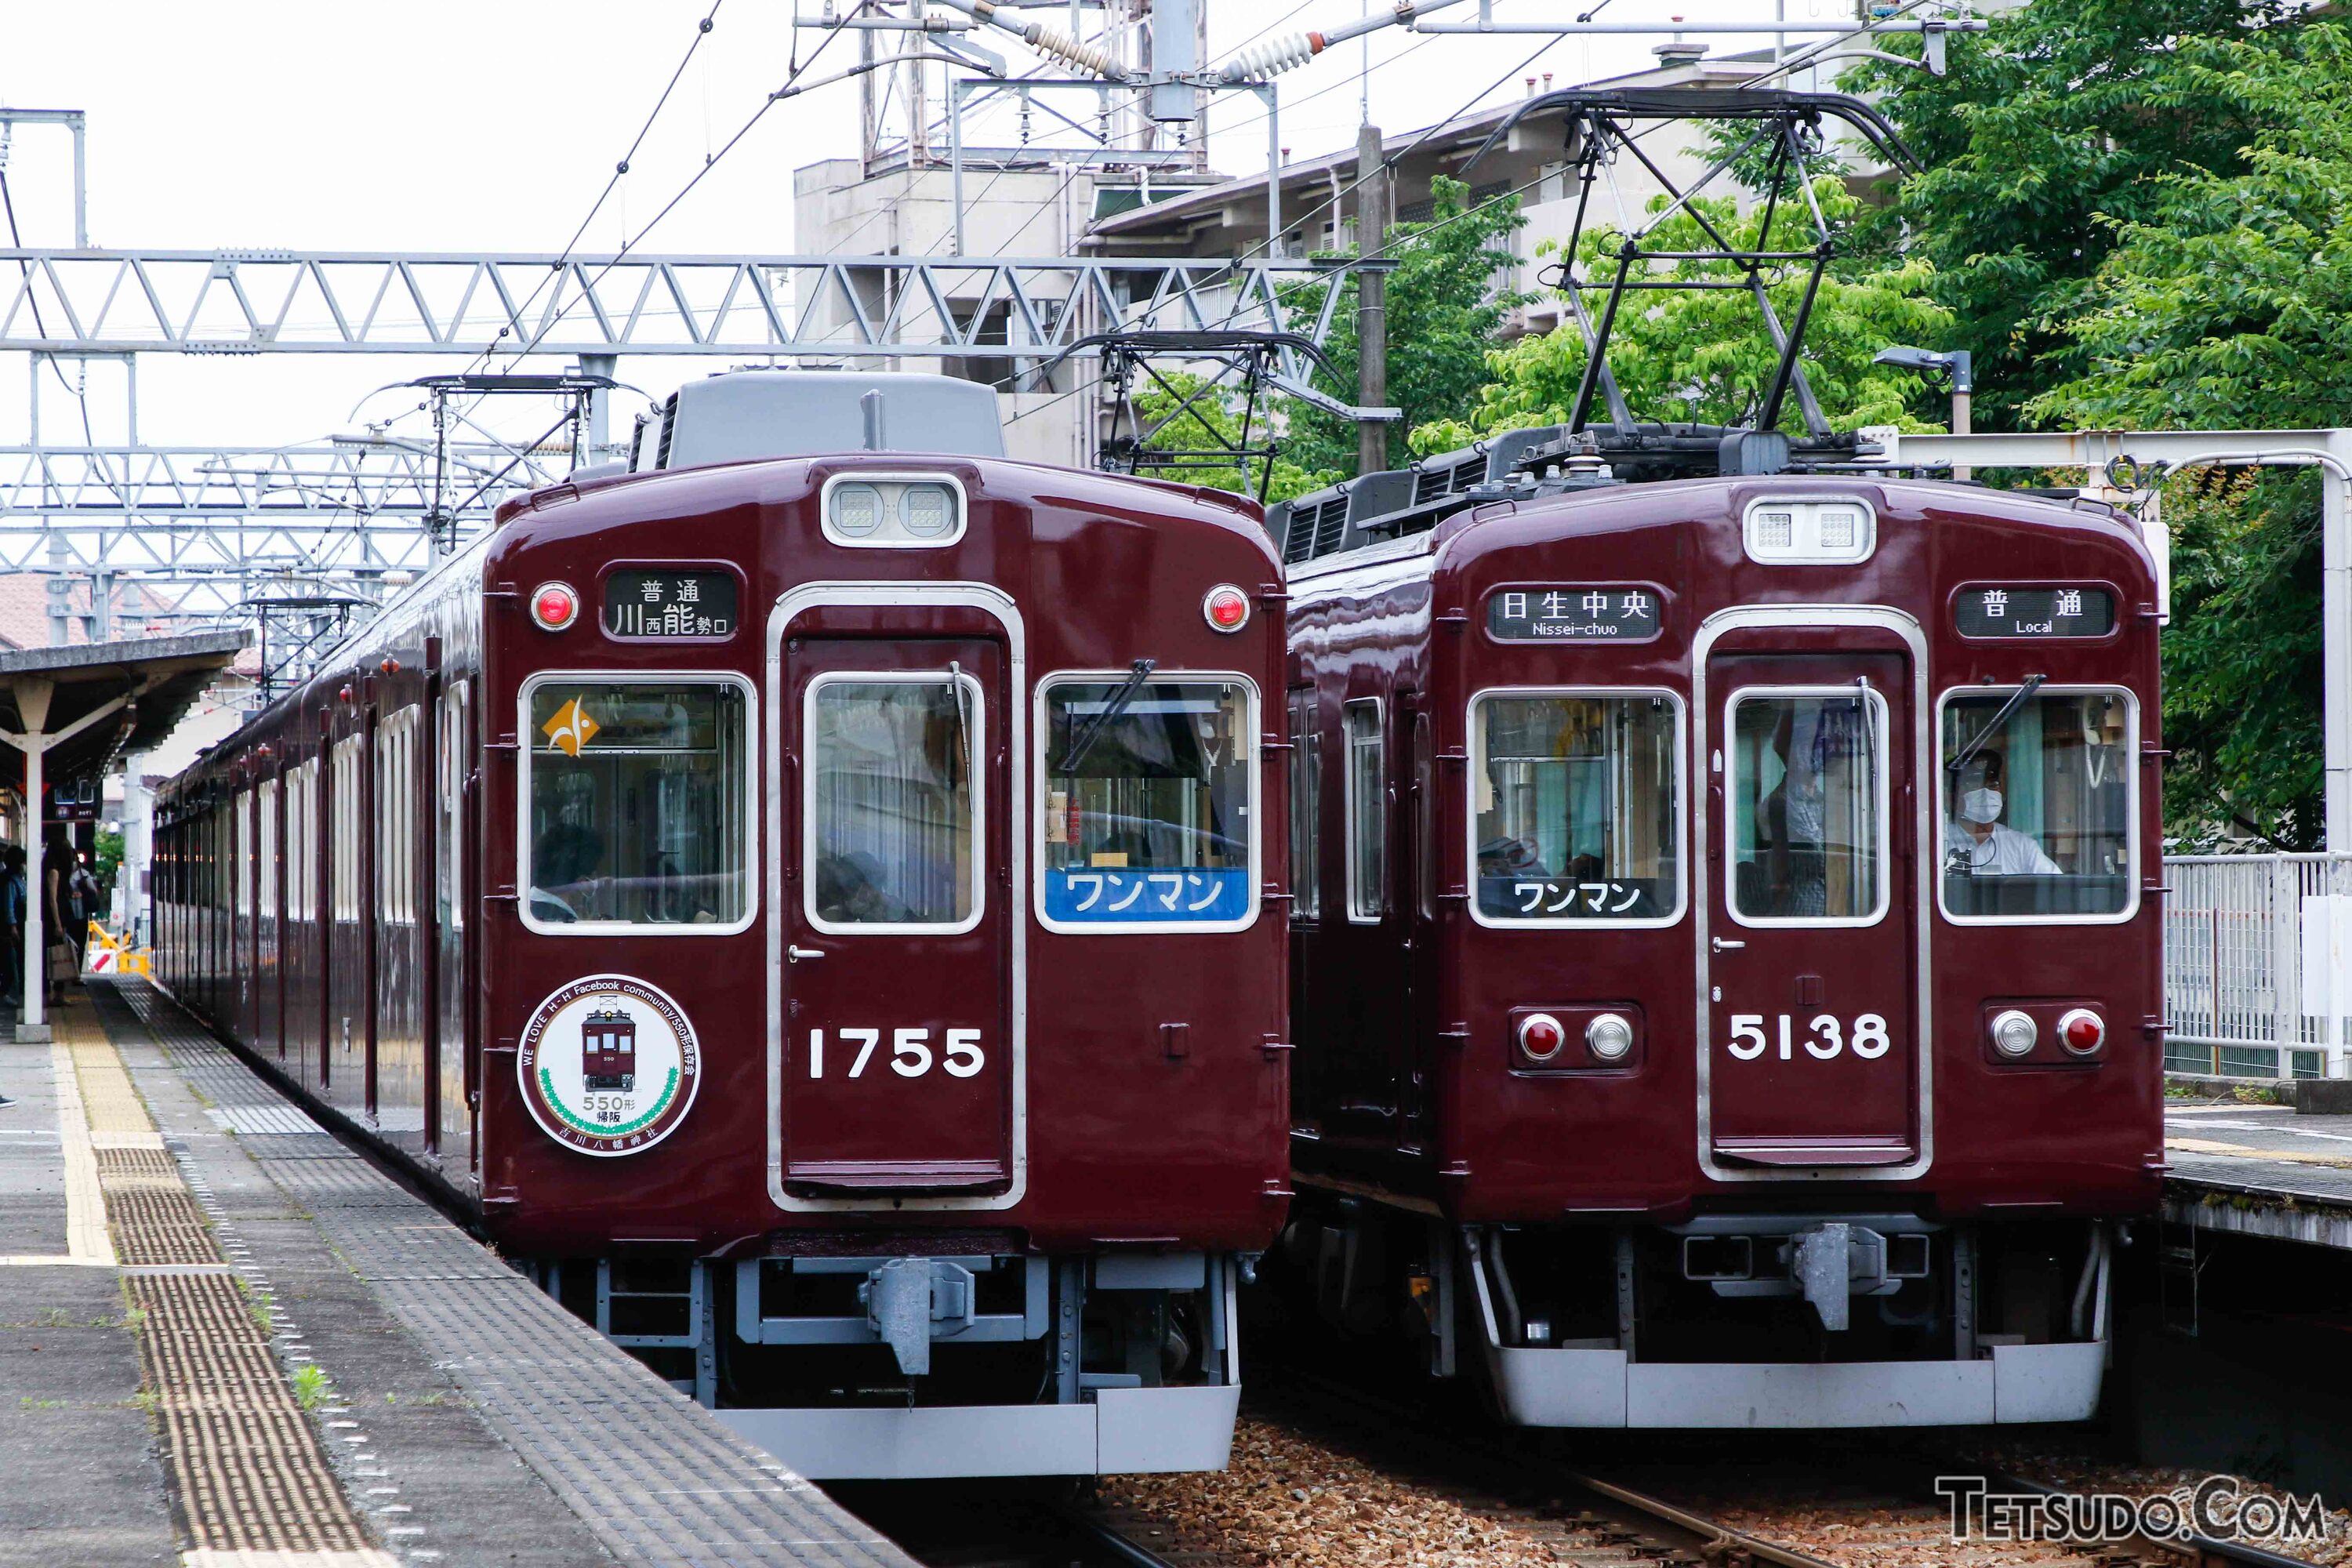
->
2;1011;120;1267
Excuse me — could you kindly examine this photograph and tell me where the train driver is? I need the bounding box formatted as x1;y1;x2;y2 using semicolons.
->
1944;752;2060;875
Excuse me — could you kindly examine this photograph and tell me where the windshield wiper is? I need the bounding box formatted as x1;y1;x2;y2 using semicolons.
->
1060;658;1156;774
1947;673;2045;781
946;661;972;786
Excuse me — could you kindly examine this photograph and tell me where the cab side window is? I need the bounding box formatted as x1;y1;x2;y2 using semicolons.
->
1345;699;1385;922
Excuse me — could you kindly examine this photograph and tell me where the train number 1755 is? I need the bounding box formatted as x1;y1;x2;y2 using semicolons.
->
808;1027;985;1080
1725;1013;1891;1062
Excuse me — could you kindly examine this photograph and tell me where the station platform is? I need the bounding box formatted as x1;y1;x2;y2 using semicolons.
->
2165;1099;2352;1250
0;978;919;1568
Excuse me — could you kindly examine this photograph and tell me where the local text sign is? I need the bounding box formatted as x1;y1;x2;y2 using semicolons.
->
604;569;739;638
1954;585;2114;639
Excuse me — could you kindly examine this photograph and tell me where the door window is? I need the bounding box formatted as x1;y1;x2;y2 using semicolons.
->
1472;691;1682;925
1345;699;1385;922
804;674;981;933
1726;688;1889;926
1940;688;2136;921
1040;675;1257;929
522;678;753;931
1287;688;1320;921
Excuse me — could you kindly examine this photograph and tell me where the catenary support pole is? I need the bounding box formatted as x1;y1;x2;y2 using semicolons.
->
16;677;49;1043
1356;122;1388;478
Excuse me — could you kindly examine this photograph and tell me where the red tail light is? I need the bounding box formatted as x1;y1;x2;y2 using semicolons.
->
2059;1008;2106;1054
1203;584;1251;633
532;581;580;631
1517;1013;1565;1061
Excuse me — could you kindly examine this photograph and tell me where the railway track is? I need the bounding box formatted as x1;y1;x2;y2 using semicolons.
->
822;1482;1213;1568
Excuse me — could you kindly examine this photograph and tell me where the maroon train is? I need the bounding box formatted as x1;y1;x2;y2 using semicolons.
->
1270;435;2161;1426
150;371;1290;1477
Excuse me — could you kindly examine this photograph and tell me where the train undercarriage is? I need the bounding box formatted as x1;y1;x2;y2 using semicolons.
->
528;1247;1248;1478
1277;1195;2118;1428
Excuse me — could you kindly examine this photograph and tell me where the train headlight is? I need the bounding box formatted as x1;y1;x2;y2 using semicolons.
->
1991;1008;2038;1058
1203;584;1251;633
831;482;886;538
1516;1013;1565;1062
1585;1012;1634;1062
530;581;579;632
2059;1008;2106;1055
900;482;956;538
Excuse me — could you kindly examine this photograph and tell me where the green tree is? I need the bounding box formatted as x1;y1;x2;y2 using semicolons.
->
1279;176;1528;478
2017;20;2352;845
1849;0;2303;427
1128;370;1337;503
1414;179;1955;452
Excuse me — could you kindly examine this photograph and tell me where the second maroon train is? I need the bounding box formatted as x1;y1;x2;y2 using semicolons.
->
151;373;2163;1470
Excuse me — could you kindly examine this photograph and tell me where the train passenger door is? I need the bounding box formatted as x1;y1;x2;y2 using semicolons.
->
779;637;1013;1195
1704;650;1920;1169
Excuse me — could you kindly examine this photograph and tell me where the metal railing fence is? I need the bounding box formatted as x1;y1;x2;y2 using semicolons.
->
2163;854;2352;1080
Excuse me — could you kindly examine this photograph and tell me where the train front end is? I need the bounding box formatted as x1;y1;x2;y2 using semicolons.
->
481;372;1289;1476
1287;462;2162;1428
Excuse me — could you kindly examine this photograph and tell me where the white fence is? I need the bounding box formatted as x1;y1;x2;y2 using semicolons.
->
2164;854;2352;1079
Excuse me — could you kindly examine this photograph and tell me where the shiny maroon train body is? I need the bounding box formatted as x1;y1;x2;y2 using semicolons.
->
150;372;1290;1477
1271;445;2161;1427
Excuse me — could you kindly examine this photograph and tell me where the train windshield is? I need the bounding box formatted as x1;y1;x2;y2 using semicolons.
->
1472;692;1682;924
1940;688;2136;920
1727;689;1889;925
524;681;750;930
1041;677;1256;928
805;674;982;931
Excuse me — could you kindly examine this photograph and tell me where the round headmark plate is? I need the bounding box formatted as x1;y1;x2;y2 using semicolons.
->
517;975;701;1156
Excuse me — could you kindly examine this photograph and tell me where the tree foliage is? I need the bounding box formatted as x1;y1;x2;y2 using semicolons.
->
1279;176;1528;479
1413;179;1954;452
1849;0;2303;427
1128;370;1336;503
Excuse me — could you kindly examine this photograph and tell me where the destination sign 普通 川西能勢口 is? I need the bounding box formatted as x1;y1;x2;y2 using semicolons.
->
604;570;739;638
1954;586;2115;639
1488;586;1662;641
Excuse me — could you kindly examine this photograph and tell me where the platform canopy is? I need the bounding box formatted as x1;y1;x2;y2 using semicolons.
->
0;630;249;796
0;627;249;1044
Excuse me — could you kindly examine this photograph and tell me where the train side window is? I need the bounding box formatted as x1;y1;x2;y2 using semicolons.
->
440;684;468;931
332;735;362;923
259;780;278;920
1726;688;1889;927
1938;687;2136;923
1037;674;1258;932
521;677;753;933
1344;699;1385;923
234;790;252;917
1287;688;1320;921
805;673;982;933
1470;690;1685;927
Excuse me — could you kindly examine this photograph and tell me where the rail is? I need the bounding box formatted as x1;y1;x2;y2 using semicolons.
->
2164;853;2352;1080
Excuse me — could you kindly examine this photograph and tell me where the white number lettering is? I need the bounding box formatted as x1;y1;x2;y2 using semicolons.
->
1777;1014;1793;1061
1729;1014;1766;1060
1806;1014;1842;1059
809;1029;823;1079
844;1027;882;1078
944;1028;985;1079
1853;1014;1891;1058
891;1027;934;1077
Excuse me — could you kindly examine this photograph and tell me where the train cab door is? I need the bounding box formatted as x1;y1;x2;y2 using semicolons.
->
1703;646;1922;1171
778;637;1014;1196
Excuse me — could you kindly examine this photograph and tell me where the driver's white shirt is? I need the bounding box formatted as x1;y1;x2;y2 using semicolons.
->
1944;819;2060;875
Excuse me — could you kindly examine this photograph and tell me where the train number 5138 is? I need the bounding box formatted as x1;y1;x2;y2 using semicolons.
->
1725;1013;1891;1062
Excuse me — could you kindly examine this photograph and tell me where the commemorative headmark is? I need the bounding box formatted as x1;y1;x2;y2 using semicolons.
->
517;975;702;1156
1487;585;1664;642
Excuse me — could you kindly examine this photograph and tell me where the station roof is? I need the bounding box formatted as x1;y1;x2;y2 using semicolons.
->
0;629;252;792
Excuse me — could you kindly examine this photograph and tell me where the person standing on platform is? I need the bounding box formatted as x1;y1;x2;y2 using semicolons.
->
44;830;74;1008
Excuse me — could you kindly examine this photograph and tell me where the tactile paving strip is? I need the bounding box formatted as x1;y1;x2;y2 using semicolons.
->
109;981;920;1568
52;1004;394;1563
129;1270;376;1556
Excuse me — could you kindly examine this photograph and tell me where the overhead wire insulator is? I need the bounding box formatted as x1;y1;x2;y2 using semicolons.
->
1016;21;1123;77
1217;33;1326;82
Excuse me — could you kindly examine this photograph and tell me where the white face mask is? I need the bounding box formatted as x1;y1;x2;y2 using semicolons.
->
1960;788;2003;826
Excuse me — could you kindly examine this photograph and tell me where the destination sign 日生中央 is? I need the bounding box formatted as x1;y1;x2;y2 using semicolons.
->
1488;586;1661;641
604;570;739;638
1954;586;2114;639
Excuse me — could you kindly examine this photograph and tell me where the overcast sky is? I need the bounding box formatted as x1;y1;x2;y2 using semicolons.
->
2;1;1817;452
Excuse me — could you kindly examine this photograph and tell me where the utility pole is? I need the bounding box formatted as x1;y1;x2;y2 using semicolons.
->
1356;122;1388;477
